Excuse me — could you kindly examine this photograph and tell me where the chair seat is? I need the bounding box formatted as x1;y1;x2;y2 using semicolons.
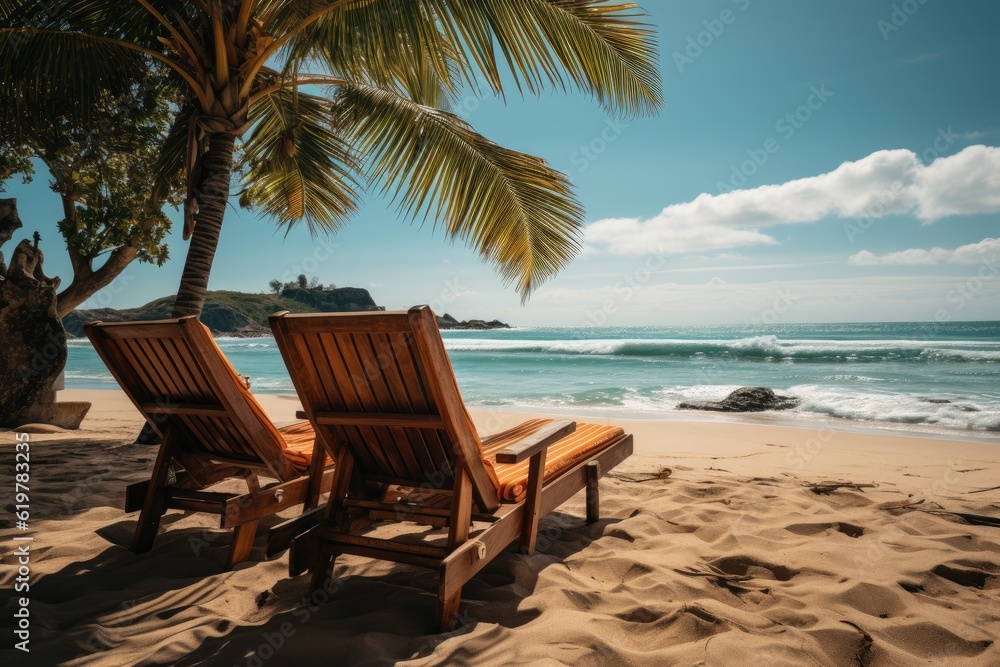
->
481;419;625;502
277;421;332;474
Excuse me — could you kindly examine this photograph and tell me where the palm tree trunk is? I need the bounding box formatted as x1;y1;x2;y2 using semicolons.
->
172;133;237;318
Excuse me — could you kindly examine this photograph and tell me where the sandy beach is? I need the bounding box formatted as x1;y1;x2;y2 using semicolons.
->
2;389;999;666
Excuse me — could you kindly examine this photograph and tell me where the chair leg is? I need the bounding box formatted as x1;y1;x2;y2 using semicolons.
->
304;440;328;511
586;461;601;524
310;553;333;592
225;519;259;569
435;578;463;631
520;449;547;555
131;427;176;553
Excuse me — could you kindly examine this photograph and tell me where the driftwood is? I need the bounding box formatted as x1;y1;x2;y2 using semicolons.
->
877;498;1000;528
806;481;878;495
609;468;673;483
965;485;1000;495
674;564;754;583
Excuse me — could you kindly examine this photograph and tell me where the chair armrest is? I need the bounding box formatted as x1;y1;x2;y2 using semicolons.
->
295;410;307;420
494;420;575;464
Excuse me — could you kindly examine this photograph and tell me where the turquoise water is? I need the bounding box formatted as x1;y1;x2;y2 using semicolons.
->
66;321;1000;434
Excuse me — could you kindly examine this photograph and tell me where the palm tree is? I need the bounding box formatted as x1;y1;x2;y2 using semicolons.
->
1;1;661;318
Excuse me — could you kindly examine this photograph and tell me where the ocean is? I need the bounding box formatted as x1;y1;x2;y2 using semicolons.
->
65;321;1000;437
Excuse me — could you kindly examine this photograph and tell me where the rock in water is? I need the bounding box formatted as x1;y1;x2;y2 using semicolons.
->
0;206;69;426
678;386;800;413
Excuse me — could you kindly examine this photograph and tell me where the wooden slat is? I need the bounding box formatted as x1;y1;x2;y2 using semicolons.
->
318;541;443;570
345;498;454;519
406;306;500;512
140;402;228;416
220;467;337;528
364;472;449;488
388;331;449;472
165;496;228;515
310;332;392;475
495;420;576;464
318;531;450;559
312;411;445;428
163;337;211;402
136;337;181;399
122;338;168;398
370;332;437;473
336;331;413;479
351;332;424;480
91;323;183;339
271;312;412;334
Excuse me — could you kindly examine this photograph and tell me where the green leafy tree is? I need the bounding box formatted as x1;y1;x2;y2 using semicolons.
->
1;1;661;318
0;65;182;317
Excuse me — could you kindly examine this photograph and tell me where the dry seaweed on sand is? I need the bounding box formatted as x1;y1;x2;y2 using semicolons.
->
610;468;673;483
877;498;1000;528
805;480;878;495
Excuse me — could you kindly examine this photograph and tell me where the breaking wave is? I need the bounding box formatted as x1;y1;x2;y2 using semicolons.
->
444;336;1000;363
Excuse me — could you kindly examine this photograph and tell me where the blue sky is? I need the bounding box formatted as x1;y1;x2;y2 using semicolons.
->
6;0;999;326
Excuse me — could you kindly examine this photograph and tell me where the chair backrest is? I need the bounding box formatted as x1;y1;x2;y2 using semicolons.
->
270;306;501;513
85;316;299;482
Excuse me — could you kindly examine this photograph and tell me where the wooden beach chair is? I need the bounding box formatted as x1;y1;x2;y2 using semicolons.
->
268;306;633;629
85;316;335;568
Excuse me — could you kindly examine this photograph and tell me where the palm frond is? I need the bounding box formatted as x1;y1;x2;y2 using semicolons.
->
0;28;152;127
275;0;661;116
279;0;463;109
335;81;584;300
149;103;191;208
429;0;662;116
240;86;360;234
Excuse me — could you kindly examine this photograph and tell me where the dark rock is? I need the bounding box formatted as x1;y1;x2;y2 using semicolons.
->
678;386;800;413
0;197;23;277
64;287;510;338
437;313;511;330
199;303;249;333
925;399;952;404
0;219;70;426
280;286;383;312
226;324;272;338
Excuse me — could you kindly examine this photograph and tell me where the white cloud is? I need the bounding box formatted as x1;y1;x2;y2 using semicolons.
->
706;277;727;286
586;145;1000;256
849;237;1000;266
370;282;384;287
914;147;1000;220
